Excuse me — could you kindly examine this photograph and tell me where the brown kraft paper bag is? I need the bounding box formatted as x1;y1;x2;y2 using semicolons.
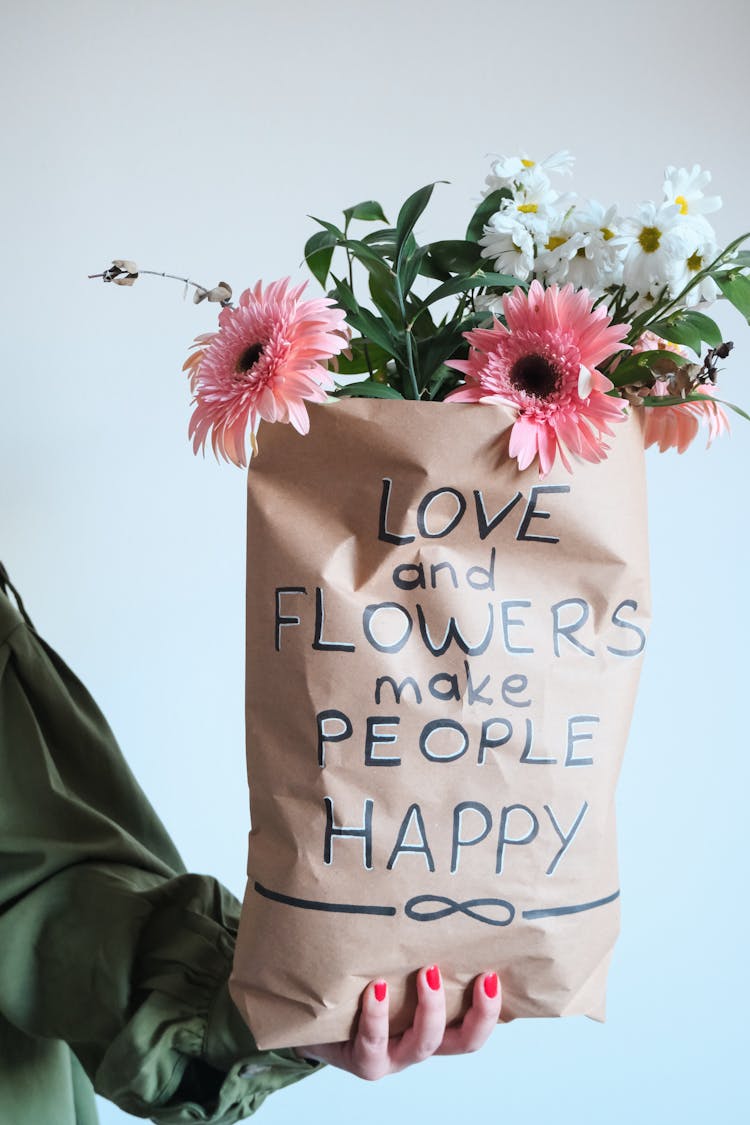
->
229;397;651;1049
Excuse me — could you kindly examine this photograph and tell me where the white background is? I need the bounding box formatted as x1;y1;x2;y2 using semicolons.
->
2;1;749;1122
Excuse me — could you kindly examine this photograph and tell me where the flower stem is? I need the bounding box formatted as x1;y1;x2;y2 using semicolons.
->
88;267;236;307
343;233;375;380
393;258;420;400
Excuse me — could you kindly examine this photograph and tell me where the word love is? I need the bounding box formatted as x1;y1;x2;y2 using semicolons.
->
322;795;590;877
379;479;571;545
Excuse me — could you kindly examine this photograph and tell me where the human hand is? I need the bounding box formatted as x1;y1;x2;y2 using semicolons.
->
293;965;501;1080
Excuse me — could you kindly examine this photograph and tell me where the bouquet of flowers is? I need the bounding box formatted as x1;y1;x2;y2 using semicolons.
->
93;152;747;1050
96;148;747;473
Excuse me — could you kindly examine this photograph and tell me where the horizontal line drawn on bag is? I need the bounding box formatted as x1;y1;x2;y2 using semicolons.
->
253;882;620;926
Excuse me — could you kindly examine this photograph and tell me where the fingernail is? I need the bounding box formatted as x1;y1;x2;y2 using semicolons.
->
483;972;499;999
426;965;441;991
374;980;387;1002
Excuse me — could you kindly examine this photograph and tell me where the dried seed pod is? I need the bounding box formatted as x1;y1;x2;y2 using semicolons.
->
103;259;139;285
649;353;683;377
194;282;233;304
622;388;645;406
669;368;694;396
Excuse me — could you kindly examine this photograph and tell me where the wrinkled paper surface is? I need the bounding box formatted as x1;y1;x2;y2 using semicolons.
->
230;399;650;1049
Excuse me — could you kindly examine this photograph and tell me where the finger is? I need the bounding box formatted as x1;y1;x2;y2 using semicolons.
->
435;971;502;1056
392;965;446;1067
351;979;391;1080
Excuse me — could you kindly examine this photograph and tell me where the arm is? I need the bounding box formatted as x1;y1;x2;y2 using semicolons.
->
0;574;320;1123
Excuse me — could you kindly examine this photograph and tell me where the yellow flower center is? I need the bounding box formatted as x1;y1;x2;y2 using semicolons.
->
675;194;689;215
601;227;615;241
545;235;567;251
521;158;535;168
638;226;661;253
687;251;703;272
518;202;538;214
576;247;587;258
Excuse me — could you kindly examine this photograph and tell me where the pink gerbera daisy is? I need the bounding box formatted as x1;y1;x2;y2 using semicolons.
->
641;377;729;452
182;277;349;467
445;280;630;475
631;331;730;453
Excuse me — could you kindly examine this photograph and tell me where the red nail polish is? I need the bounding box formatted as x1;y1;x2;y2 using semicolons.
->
483;972;499;999
374;981;387;1002
426;965;440;991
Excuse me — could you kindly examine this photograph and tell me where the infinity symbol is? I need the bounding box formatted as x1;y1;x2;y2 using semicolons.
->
405;894;515;927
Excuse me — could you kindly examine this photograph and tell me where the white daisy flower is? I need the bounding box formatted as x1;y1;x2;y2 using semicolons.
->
484;149;575;195
566;201;628;292
533;201;626;294
663;165;721;218
620;201;695;296
495;166;567;241
474;292;506;316
479;211;536;281
628;289;662;316
667;217;721;306
535;221;589;287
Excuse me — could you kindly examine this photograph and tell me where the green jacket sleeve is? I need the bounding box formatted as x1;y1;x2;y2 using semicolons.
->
0;568;322;1123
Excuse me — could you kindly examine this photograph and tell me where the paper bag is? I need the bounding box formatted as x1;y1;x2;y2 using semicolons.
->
229;398;650;1049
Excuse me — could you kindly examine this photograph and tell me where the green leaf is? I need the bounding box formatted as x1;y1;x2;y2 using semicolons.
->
361;226;398;248
416;270;521;311
637;392;748;421
330;273;406;364
647;316;703;355
408;303;438;340
335;379;404;399
398;245;431;296
333;337;390;377
357;307;405;359
309;215;344;239
681;310;723;348
607;348;689;387
341;237;393;274
423;240;484;277
646;309;724;354
328;275;361;317
343;200;389;225
716;272;750;321
728;251;750;269
466;189;511;243
303;229;337;288
368;265;402;333
337;240;398;322
459;310;497;330
394;182;446;263
428;364;460;401
712;396;750;422
361;227;420;268
416;326;469;385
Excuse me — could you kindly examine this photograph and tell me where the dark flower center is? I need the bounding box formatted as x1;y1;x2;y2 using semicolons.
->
509;353;559;398
235;342;264;374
